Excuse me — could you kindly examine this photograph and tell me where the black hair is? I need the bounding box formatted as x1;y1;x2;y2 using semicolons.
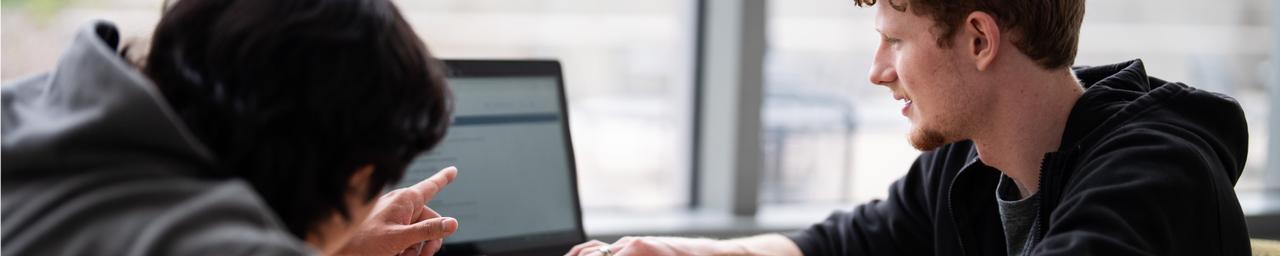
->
143;0;452;238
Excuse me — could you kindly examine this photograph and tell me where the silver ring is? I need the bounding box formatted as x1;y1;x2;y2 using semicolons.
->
595;247;613;256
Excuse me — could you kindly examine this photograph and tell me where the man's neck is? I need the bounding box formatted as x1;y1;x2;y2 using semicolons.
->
972;69;1083;199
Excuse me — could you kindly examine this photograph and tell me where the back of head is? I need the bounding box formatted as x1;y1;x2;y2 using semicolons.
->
143;0;452;238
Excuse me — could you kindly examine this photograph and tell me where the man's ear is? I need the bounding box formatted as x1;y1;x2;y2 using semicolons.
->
963;11;1001;71
348;165;375;198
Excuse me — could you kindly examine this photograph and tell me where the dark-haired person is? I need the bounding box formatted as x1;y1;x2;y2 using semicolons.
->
2;0;459;255
569;0;1251;255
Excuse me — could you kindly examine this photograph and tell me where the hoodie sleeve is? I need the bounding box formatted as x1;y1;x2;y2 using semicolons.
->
785;152;939;255
1032;126;1251;256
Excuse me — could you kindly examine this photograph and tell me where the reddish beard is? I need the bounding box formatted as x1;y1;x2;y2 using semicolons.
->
909;124;949;151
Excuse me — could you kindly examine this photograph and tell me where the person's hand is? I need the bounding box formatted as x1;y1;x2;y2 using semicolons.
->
565;236;749;256
338;167;461;256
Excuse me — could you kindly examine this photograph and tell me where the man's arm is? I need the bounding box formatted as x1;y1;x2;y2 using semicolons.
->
568;148;949;256
565;235;799;256
782;151;942;255
726;234;804;255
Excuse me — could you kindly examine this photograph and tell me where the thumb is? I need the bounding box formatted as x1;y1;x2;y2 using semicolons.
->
400;217;459;242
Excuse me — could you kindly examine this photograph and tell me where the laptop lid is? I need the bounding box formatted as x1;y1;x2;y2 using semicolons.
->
394;60;586;255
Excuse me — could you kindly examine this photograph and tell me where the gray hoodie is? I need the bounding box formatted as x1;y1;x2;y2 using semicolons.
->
2;21;313;255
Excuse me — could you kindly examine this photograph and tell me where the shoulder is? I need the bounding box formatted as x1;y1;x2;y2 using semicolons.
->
1062;121;1242;201
2;171;312;255
1066;80;1248;188
141;179;315;255
1039;117;1251;255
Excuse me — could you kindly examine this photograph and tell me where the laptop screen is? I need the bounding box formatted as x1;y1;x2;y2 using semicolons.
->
395;60;584;255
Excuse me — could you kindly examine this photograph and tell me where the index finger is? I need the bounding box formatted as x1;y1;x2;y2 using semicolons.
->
409;166;458;201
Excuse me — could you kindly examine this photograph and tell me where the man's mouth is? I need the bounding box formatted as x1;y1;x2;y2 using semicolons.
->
894;94;912;117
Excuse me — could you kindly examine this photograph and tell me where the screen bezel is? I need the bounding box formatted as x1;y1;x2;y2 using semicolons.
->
433;59;586;256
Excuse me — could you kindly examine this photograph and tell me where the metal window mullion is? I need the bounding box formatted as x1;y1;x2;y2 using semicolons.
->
1266;0;1280;211
695;0;767;217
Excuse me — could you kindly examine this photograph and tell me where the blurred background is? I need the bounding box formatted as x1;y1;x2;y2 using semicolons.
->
4;0;1278;239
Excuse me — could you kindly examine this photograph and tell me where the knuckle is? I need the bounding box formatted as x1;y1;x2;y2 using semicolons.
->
420;221;440;235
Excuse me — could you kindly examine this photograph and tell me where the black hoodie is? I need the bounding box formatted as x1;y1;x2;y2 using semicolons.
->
786;59;1251;255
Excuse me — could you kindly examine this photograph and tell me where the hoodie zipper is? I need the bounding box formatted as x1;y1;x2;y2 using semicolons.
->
1029;149;1076;249
1025;153;1055;251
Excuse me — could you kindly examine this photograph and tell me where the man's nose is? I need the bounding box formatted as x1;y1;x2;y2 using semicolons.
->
868;64;897;86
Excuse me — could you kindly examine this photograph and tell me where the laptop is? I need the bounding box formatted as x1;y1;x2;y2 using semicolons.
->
394;60;586;256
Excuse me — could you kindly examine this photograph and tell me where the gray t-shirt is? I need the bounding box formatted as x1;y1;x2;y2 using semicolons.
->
996;174;1041;256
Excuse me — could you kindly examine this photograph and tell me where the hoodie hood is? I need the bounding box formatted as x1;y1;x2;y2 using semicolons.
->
2;21;310;255
1064;59;1249;182
2;21;217;179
